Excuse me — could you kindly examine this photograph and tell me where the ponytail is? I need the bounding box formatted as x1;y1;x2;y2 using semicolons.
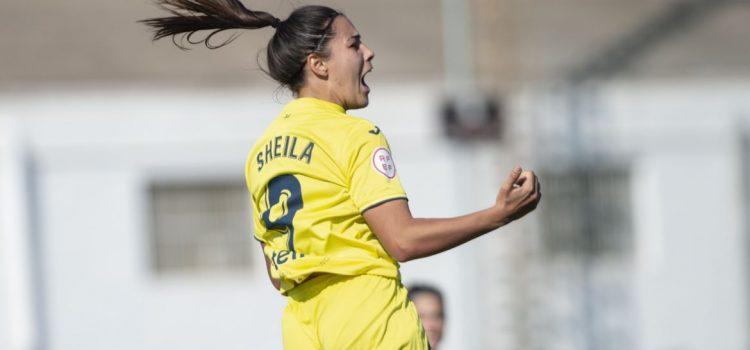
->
139;0;280;49
140;1;342;92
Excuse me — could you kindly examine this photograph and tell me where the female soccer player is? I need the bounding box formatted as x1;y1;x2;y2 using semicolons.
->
141;1;541;348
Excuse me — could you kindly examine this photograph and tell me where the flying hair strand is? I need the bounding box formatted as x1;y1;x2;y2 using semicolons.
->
139;0;279;49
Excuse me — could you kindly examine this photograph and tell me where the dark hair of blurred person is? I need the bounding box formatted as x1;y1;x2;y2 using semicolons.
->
408;284;446;350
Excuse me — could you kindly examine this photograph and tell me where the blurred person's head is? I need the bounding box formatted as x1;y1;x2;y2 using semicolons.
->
140;1;374;110
408;284;445;349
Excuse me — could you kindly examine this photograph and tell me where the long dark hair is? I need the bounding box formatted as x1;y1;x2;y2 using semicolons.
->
139;0;341;92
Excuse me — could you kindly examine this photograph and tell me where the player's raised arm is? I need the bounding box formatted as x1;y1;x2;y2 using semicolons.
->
363;166;541;262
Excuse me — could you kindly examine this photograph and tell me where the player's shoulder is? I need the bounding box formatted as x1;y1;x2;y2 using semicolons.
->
248;122;278;152
341;114;383;139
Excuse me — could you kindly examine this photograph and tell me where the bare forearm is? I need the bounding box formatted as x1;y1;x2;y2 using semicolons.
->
365;167;540;263
398;207;505;261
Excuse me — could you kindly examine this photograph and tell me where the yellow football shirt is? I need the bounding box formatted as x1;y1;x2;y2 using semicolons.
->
245;97;408;294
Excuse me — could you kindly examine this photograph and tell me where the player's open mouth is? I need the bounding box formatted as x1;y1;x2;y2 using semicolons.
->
361;69;371;90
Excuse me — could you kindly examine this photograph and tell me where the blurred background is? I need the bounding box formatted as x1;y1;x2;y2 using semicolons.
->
1;0;749;349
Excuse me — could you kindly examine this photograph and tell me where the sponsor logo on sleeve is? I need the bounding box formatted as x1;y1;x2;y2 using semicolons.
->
371;147;396;179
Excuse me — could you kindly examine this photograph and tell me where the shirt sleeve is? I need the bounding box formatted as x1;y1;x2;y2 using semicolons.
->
251;197;266;243
344;122;408;212
245;154;268;244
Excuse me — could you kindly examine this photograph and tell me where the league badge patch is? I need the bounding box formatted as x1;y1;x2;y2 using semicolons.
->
372;147;396;179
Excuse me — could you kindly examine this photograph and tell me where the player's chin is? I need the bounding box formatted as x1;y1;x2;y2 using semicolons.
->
360;86;371;103
348;92;370;110
358;80;371;105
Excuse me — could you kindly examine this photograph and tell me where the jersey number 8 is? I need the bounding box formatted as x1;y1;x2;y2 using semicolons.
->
261;174;303;253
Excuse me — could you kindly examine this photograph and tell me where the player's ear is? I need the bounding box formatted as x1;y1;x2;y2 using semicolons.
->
307;53;328;79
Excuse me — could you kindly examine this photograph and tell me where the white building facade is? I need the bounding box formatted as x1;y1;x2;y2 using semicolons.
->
1;80;748;349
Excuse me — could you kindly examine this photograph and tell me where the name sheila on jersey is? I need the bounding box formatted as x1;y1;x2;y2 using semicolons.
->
256;134;315;172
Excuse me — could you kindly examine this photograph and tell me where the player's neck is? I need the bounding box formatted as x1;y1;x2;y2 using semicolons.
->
297;85;345;110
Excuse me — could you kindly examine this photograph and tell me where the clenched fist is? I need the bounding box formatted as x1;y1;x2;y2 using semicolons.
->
493;166;541;225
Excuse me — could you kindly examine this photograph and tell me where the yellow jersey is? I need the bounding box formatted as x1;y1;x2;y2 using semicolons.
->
245;97;408;294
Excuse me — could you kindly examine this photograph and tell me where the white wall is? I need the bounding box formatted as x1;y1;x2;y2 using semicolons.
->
0;116;37;350
514;80;750;350
3;80;749;350
0;83;482;350
605;81;748;350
